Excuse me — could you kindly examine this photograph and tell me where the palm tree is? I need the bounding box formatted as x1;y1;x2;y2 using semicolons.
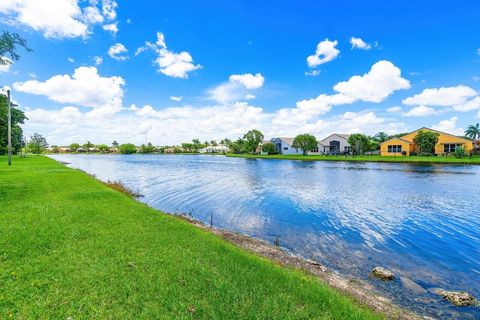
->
465;123;480;140
465;123;480;153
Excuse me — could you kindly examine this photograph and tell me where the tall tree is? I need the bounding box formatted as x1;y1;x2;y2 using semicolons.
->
28;133;48;155
292;134;317;156
348;134;370;155
97;144;110;153
112;140;119;148
243;129;264;153
83;141;94;148
0;94;26;154
220;138;230;145
69;143;80;152
413;130;439;155
373;132;389;143
226;138;245;153
0;31;32;65
465;123;480;141
192;138;201;151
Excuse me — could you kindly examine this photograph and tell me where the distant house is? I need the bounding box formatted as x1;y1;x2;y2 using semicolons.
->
270;137;303;155
310;134;351;155
380;127;473;156
198;145;229;153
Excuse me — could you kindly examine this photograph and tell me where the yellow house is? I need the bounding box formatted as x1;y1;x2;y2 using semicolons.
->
380;127;473;156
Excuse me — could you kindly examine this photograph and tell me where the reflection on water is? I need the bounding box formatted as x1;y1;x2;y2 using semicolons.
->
50;154;480;319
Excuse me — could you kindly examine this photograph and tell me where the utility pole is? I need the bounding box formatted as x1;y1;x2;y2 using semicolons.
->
7;89;12;166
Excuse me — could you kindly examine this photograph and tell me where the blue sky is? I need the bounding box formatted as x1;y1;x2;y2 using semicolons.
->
1;0;480;145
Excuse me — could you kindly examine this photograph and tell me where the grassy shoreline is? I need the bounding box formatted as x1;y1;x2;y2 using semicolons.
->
226;153;480;164
0;156;381;319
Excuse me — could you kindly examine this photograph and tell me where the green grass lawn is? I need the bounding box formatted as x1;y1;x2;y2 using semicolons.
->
226;153;480;164
0;156;380;319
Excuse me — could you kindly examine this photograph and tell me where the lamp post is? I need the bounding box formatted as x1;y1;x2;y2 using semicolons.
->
7;89;12;166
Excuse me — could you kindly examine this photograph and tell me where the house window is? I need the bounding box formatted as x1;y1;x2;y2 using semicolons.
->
387;145;402;153
329;140;340;154
444;144;462;153
283;147;288;150
312;147;319;153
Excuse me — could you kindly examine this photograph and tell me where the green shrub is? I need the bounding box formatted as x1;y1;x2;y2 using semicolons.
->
454;146;466;158
118;143;137;154
261;142;276;154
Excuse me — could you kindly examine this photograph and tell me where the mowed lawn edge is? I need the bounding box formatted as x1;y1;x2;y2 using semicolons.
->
0;156;381;319
226;153;480;164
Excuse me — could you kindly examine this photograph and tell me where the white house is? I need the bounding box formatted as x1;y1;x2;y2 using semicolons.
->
270;137;303;155
314;134;351;155
198;145;229;154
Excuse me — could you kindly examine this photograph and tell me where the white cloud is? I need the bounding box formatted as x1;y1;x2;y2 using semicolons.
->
350;37;371;50
26;106;82;125
477;48;480;55
16;60;410;146
453;96;480;112
401;105;439;117
403;85;477;106
0;0;118;39
102;22;118;35
13;66;125;116
136;32;201;79
295;93;354;117
169;96;182;102
305;70;321;77
67;57;75;63
24;99;408;146
272;60;410;129
101;0;117;20
432;116;463;135
82;5;104;24
228;73;264;89
208;73;264;103
306;39;340;68
333;60;411;103
108;43;128;61
473;76;480;82
387;106;402;113
93;56;103;65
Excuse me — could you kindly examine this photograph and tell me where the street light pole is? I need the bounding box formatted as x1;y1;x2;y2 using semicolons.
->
7;89;12;166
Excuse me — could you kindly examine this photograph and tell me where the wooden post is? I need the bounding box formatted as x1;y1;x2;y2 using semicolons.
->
7;89;12;166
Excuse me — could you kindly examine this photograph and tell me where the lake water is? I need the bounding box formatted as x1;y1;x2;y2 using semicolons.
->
50;154;480;319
